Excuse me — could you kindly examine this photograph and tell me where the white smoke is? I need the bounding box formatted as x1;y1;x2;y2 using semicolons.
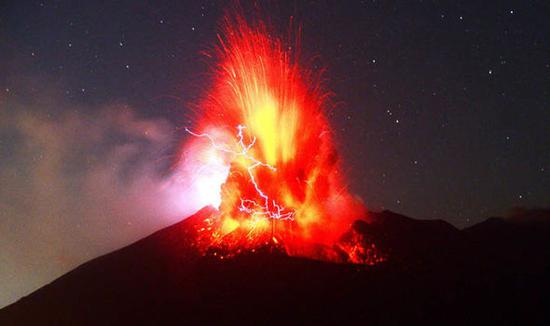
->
0;92;221;307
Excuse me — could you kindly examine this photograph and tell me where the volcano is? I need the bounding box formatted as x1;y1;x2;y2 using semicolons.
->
3;11;548;325
1;207;549;325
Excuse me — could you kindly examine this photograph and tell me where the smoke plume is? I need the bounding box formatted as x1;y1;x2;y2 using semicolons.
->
0;85;207;307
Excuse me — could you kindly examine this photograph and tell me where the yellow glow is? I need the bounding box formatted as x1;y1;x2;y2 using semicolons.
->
221;217;239;235
240;93;299;166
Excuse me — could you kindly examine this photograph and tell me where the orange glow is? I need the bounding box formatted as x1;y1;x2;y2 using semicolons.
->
181;14;381;264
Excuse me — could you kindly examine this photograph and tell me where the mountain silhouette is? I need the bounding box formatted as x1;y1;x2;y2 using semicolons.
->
1;207;549;325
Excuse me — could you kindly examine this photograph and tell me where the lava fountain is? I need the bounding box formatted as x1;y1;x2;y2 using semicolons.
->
179;14;381;264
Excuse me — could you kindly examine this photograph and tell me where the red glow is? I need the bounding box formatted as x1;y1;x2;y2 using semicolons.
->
180;14;383;264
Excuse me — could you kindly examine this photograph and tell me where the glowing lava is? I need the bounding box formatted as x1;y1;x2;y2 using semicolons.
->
179;14;382;264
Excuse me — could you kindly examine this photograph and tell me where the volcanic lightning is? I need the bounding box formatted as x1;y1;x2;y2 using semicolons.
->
185;125;295;221
178;13;383;264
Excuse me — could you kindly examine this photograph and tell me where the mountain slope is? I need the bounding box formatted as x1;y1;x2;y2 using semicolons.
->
1;208;549;325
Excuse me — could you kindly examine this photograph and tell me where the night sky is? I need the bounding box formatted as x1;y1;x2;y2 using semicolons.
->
1;0;549;307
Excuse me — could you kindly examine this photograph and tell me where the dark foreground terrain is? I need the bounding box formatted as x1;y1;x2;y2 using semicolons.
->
1;207;549;325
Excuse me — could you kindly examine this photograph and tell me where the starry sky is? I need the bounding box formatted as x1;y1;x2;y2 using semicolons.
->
0;0;549;307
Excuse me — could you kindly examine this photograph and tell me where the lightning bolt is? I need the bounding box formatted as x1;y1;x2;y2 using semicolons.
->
186;125;295;221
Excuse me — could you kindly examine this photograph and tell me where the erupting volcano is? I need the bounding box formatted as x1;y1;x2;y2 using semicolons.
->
3;2;549;324
180;15;380;264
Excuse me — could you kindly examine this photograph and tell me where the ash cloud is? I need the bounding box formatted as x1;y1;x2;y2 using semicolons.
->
0;86;202;307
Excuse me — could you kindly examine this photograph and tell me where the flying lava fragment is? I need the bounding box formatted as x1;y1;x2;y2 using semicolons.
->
179;13;383;264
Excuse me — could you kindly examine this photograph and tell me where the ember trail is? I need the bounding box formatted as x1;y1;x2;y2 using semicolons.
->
179;14;382;264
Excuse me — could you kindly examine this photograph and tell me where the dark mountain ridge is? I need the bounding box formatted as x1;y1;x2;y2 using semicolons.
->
1;207;549;325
